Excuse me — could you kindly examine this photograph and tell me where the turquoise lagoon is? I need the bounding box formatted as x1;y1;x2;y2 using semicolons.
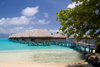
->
0;38;85;64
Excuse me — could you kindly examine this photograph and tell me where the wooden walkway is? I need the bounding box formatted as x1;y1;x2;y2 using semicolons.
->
26;40;96;54
9;39;96;54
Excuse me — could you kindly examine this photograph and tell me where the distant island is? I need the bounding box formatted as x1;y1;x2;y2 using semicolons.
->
0;33;12;38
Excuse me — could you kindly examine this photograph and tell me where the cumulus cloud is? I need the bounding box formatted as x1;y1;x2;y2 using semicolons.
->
21;6;39;16
0;27;36;34
0;16;33;25
67;2;82;9
0;27;7;34
0;16;50;25
44;12;48;17
38;19;50;24
0;27;62;34
31;19;50;24
9;16;31;25
15;27;24;30
0;6;50;26
0;18;5;25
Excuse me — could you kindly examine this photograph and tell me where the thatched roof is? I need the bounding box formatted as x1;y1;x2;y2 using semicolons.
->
8;34;13;38
22;31;33;38
8;34;18;38
8;29;67;38
15;33;24;38
12;34;17;38
53;32;66;38
30;29;52;38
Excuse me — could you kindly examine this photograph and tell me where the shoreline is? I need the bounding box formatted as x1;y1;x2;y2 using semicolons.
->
0;60;93;67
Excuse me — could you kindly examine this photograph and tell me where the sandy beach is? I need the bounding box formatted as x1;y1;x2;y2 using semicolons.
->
0;49;94;67
0;60;94;67
0;61;67;67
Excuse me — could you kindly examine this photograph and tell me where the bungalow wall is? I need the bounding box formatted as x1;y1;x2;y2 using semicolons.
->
33;38;51;42
51;38;66;41
24;38;31;41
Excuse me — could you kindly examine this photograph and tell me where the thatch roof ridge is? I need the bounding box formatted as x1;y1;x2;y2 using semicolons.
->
15;33;24;38
22;31;34;37
53;32;67;38
8;30;67;38
30;29;52;37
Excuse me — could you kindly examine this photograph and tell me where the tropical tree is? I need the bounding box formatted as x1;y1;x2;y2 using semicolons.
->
56;0;100;53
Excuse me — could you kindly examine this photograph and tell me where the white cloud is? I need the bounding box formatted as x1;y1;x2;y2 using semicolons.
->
0;27;36;34
15;27;24;30
21;6;39;16
0;16;50;25
0;18;5;25
9;27;25;34
38;19;50;24
0;27;6;34
67;2;82;9
0;16;33;25
9;16;31;25
0;27;62;34
31;19;50;24
0;6;50;26
44;12;48;17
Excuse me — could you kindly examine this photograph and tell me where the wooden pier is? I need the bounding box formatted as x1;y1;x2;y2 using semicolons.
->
9;39;96;54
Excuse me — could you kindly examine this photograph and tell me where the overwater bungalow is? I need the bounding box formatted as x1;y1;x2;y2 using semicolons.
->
30;29;52;42
22;32;33;41
52;32;66;41
8;29;67;43
8;30;97;53
68;34;97;53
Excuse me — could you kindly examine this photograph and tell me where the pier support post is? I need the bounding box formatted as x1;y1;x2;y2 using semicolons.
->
84;46;86;54
37;42;39;46
28;43;29;46
43;42;44;45
66;43;67;47
48;42;49;45
61;42;62;46
76;45;78;50
33;43;34;46
79;46;81;52
89;44;90;52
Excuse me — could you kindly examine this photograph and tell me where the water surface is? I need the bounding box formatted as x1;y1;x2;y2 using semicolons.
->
0;38;85;64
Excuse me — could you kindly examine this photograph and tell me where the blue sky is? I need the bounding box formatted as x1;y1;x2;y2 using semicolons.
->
0;0;77;34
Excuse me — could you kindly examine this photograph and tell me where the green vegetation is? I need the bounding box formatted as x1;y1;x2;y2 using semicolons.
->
95;53;100;56
56;0;100;53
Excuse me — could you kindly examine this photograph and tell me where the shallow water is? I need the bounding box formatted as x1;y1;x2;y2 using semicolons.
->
0;38;85;63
